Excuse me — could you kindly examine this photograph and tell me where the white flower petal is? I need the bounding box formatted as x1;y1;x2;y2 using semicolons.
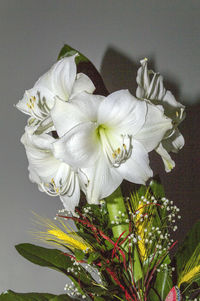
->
16;56;79;121
50;97;85;137
21;130;81;209
46;56;77;100
21;130;54;150
117;140;153;184
156;143;175;172
51;93;103;137
71;73;95;98
134;102;172;152
82;154;122;203
21;132;62;181
60;175;80;212
53;121;100;168
136;58;166;101
136;58;150;99
98;89;147;135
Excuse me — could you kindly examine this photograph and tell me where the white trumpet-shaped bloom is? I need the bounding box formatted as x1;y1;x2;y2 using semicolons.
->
16;55;95;134
21;128;81;212
136;58;185;172
51;90;172;203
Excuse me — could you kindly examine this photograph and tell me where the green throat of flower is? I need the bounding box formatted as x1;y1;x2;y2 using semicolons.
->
96;124;132;167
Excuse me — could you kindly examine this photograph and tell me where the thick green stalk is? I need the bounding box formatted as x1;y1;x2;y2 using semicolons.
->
105;186;129;238
105;186;143;282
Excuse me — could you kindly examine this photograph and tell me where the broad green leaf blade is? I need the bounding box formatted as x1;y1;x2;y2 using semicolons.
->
57;44;109;96
150;179;165;199
50;295;77;301
148;270;173;301
57;44;89;64
94;297;104;301
174;220;200;280
0;290;75;301
155;270;173;300
16;244;99;290
15;244;72;275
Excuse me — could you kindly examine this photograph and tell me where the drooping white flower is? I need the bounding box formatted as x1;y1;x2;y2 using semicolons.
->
21;128;82;212
136;58;185;172
16;55;95;134
51;90;172;203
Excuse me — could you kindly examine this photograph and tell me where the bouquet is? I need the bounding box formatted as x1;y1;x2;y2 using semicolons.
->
1;45;199;301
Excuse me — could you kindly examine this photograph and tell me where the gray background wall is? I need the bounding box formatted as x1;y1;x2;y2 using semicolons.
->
0;0;199;294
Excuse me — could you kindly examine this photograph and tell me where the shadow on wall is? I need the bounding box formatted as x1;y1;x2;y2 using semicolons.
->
100;46;200;243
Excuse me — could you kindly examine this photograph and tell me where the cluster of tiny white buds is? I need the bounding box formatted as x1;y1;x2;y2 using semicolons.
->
110;210;129;224
64;282;86;298
57;208;72;217
128;233;137;245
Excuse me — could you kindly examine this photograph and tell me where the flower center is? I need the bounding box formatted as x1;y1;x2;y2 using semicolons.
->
96;125;132;167
25;91;50;120
41;172;76;197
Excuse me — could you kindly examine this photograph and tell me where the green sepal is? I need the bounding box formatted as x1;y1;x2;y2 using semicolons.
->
0;290;76;301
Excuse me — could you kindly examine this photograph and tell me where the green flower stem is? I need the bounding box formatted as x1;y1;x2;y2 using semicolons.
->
105;186;129;238
105;186;143;282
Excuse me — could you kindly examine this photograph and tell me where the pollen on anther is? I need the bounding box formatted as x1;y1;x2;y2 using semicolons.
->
112;152;117;159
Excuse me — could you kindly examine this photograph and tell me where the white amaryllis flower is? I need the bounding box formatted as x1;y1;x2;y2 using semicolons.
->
16;55;95;134
136;58;185;172
51;90;172;203
21;128;81;212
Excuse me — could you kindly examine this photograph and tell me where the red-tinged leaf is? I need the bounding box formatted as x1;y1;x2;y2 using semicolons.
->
165;286;181;301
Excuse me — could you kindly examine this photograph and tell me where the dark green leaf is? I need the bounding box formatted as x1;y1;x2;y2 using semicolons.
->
15;244;72;275
150;180;165;199
148;270;173;301
94;297;104;301
0;290;75;301
137;185;147;198
74;249;85;261
57;44;89;64
174;220;200;279
87;252;100;264
16;244;97;288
